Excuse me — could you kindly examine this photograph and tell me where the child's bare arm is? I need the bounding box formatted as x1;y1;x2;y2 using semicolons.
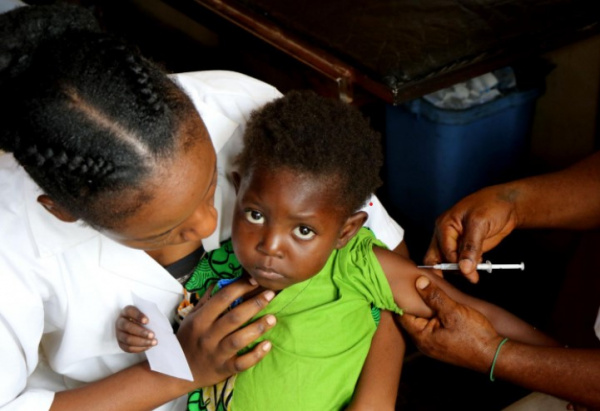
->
347;241;410;410
347;310;405;411
373;247;559;347
115;305;157;353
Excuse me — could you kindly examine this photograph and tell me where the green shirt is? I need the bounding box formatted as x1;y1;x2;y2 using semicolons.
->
183;228;402;411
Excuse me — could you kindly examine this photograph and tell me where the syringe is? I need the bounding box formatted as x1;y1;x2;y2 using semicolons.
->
418;260;524;273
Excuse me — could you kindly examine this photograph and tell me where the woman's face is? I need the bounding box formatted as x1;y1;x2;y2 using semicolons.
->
102;135;218;251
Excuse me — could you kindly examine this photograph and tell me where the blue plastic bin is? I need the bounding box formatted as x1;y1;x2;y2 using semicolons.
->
385;88;542;236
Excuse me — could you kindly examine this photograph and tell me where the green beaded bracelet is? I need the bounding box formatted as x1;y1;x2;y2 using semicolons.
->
489;337;509;382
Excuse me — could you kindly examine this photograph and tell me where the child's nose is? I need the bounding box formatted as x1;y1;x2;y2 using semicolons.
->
257;230;284;258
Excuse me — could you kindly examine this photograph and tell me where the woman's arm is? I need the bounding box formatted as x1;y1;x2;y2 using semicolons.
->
51;361;193;411
347;310;405;411
398;277;600;408
49;280;276;411
425;150;600;282
374;247;558;347
493;342;600;408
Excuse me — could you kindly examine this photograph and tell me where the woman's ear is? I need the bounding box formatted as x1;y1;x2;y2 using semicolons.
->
335;211;368;249
37;195;78;222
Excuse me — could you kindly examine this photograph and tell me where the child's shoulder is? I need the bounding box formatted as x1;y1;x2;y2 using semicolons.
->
348;226;386;249
371;245;439;318
372;245;415;270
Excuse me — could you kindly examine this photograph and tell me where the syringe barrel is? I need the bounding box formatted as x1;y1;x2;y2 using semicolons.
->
485;263;525;270
434;263;460;270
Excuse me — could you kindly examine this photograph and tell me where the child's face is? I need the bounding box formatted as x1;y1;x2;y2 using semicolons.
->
232;166;349;291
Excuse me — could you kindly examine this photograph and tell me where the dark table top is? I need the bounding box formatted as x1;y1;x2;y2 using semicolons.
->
169;0;600;103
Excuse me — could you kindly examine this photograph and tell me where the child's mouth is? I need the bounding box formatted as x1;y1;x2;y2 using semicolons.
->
252;266;284;282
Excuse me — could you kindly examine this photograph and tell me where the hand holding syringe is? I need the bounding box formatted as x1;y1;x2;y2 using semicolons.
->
418;260;524;273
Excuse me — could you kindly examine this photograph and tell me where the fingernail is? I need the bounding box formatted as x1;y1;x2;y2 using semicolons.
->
146;332;154;339
264;290;275;301
416;276;431;289
262;341;272;352
249;277;258;286
151;339;157;346
459;259;474;272
265;315;276;325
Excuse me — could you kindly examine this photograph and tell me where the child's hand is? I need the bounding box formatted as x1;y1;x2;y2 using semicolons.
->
116;305;157;353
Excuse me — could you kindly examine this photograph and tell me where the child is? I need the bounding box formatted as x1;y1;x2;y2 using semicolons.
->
117;90;558;410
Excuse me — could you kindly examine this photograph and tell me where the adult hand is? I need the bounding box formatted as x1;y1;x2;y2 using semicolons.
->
397;276;503;373
176;277;276;390
424;185;519;283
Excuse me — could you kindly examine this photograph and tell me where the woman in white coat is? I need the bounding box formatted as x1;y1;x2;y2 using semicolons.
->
0;4;406;411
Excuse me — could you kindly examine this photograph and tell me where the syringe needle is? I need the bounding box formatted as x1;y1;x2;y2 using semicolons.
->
418;261;525;273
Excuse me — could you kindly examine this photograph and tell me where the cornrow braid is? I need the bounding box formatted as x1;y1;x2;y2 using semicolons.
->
18;141;115;193
97;38;167;117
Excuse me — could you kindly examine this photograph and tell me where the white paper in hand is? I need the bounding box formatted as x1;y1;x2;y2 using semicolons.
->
131;293;193;381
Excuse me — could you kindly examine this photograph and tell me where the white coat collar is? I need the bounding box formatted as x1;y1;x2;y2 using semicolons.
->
23;169;181;294
197;100;238;154
98;236;183;294
24;176;98;259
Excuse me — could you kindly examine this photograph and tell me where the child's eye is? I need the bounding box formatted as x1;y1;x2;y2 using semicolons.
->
244;210;264;224
293;226;315;240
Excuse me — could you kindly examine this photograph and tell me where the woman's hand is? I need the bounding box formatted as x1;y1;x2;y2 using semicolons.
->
397;276;502;373
424;185;519;283
176;277;276;389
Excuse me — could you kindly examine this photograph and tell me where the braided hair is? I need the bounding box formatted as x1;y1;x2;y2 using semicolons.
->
0;4;200;228
238;90;383;215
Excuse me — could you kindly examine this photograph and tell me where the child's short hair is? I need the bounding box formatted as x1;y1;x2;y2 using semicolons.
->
238;90;383;214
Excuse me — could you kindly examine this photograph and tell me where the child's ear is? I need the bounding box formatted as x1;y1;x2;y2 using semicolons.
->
335;211;368;249
37;195;78;222
232;171;241;194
